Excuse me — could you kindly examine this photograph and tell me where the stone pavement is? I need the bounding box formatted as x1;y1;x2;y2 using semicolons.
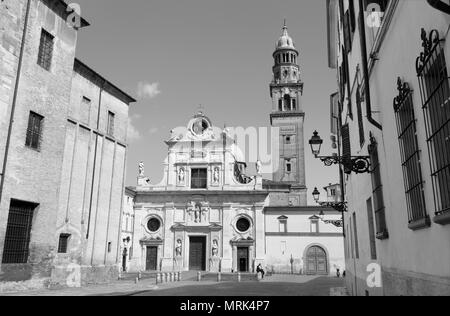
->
0;275;347;296
0;278;205;296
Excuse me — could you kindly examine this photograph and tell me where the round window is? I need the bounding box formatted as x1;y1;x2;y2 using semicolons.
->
147;218;161;232
236;217;251;233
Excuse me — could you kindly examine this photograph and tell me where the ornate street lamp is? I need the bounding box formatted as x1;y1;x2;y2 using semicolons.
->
309;131;323;156
312;187;346;228
308;131;371;174
312;187;348;213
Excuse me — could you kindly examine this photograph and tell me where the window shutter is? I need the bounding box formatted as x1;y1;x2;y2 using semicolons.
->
343;10;352;53
349;0;356;32
341;124;352;174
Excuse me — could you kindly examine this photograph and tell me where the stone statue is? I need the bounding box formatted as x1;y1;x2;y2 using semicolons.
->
194;203;201;223
212;239;219;257
175;239;182;257
213;167;220;184
138;161;145;177
256;160;262;175
178;168;185;183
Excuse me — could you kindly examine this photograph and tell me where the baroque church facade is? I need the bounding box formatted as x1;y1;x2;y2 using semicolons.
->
123;25;345;275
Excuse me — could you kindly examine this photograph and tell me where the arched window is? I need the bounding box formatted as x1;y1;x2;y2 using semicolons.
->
292;99;297;111
284;94;291;110
278;99;283;111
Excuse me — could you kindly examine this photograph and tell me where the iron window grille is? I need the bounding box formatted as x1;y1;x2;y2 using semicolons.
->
25;111;44;150
393;77;430;229
2;200;36;264
58;234;71;254
37;29;54;71
368;135;389;239
191;168;207;189
416;28;450;224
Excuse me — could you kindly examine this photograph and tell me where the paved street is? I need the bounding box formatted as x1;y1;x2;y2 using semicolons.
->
123;276;345;297
1;275;346;296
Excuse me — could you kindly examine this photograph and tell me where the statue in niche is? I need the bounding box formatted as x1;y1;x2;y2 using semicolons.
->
213;167;220;184
178;168;185;183
175;239;182;257
194;203;201;223
138;161;145;177
212;239;219;257
256;160;262;175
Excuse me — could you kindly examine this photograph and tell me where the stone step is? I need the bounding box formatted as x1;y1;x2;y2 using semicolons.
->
199;273;259;282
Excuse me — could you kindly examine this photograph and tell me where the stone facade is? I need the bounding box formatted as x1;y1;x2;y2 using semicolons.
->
129;112;267;273
0;0;135;288
123;24;344;276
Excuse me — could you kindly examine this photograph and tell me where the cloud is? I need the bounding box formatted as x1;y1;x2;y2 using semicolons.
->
127;116;142;143
149;127;159;135
137;82;161;99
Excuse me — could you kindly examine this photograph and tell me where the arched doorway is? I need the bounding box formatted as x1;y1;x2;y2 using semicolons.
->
305;245;328;275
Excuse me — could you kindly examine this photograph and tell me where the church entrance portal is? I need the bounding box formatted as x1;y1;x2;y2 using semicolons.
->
237;247;249;272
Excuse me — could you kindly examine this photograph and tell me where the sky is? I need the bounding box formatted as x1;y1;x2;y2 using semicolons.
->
74;0;339;205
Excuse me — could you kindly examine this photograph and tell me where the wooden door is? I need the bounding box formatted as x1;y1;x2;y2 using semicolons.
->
237;247;249;272
306;246;327;275
189;237;206;270
146;246;158;271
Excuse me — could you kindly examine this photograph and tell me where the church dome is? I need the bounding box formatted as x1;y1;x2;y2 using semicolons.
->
275;23;296;51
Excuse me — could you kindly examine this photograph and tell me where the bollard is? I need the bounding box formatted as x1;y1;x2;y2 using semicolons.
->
237;272;241;282
156;273;161;284
178;272;182;282
197;271;202;282
170;273;174;282
135;277;139;284
138;271;142;280
164;273;168;283
217;272;221;282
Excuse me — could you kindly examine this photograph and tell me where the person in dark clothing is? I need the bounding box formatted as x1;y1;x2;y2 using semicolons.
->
256;264;265;279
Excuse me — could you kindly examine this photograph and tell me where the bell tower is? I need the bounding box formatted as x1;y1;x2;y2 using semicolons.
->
270;22;307;206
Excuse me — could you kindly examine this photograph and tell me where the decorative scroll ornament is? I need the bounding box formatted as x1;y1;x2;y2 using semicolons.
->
319;156;371;174
393;77;411;112
322;219;343;228
416;28;442;75
317;201;348;213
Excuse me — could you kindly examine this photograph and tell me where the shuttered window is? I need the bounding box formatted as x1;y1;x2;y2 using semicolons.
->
341;124;352;174
356;87;365;147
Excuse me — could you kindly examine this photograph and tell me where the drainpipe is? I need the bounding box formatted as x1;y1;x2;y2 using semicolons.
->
358;0;382;130
0;0;33;206
427;0;450;14
86;80;106;239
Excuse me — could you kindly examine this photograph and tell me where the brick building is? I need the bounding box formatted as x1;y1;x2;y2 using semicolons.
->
0;0;135;288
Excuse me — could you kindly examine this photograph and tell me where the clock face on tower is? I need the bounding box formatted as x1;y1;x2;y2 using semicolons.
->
191;118;210;136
